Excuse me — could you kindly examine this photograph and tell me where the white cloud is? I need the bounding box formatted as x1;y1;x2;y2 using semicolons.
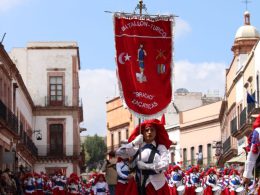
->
174;18;192;39
0;0;27;12
79;69;118;136
174;60;226;96
79;61;226;136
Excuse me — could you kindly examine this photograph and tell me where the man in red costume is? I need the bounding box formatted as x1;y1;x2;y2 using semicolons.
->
116;119;172;195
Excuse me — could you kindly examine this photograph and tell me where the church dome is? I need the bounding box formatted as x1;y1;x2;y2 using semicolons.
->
235;11;260;40
175;88;189;93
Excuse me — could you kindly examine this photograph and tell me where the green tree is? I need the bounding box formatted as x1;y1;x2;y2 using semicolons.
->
83;134;106;170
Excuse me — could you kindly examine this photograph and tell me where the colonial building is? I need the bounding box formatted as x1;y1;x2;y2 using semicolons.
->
9;42;83;175
165;88;222;164
106;97;135;153
0;43;37;171
179;101;223;167
221;11;260;163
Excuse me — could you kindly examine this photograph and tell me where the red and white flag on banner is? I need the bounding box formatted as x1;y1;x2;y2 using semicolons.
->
114;14;174;117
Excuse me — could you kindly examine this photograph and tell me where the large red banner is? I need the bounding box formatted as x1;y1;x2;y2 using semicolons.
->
114;14;174;117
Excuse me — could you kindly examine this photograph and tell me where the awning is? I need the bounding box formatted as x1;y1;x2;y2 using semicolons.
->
226;152;246;164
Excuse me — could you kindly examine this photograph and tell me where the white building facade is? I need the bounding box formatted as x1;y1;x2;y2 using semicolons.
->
10;42;83;175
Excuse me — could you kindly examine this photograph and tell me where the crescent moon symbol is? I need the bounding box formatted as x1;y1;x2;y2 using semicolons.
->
118;52;125;64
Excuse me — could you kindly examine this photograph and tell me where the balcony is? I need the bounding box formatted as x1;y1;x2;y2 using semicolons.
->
0;99;19;135
37;145;81;161
222;136;237;161
223;137;231;154
45;96;68;106
237;107;252;138
233;105;257;139
230;117;238;136
19;129;38;157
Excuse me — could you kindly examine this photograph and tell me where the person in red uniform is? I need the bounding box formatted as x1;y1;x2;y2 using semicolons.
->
185;166;202;195
115;156;131;195
34;172;45;195
203;168;218;195
168;165;184;195
52;169;67;195
116;118;172;195
67;173;80;195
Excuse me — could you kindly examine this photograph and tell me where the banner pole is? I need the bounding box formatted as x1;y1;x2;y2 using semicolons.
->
138;3;144;194
138;117;143;194
138;2;144;194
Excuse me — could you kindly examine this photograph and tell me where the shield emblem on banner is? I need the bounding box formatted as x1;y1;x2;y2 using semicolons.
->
114;14;174;117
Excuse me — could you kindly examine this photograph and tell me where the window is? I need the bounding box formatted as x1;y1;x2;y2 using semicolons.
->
49;124;63;156
198;145;203;165
49;76;63;106
118;131;121;145
111;134;114;149
126;129;129;139
237;104;242;128
191;147;195;165
207;144;212;165
237;54;247;72
183;148;187;166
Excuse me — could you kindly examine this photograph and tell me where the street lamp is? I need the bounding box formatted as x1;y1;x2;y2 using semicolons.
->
32;130;42;140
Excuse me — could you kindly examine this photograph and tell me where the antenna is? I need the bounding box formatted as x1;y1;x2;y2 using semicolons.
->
1;33;6;44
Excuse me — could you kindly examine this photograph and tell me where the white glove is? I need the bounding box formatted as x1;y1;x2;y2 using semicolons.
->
115;148;129;159
137;161;152;170
131;134;143;146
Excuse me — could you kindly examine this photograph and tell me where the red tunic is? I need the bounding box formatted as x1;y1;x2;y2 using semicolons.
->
125;177;170;195
168;185;178;195
115;182;129;195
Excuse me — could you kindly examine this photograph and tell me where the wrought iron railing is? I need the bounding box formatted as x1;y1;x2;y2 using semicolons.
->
230;117;237;135
239;107;247;128
0;99;19;134
19;130;38;156
45;96;68;106
223;137;231;154
0;99;7;120
37;145;81;157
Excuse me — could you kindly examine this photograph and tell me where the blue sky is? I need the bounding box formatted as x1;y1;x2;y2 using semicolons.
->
1;0;260;136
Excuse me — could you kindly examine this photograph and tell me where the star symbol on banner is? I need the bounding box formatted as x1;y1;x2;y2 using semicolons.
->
124;53;131;61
